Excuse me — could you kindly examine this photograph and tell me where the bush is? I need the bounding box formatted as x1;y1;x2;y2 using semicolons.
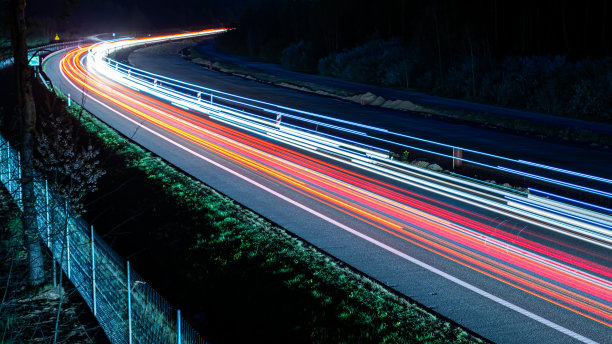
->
281;41;317;73
317;37;612;122
318;39;415;87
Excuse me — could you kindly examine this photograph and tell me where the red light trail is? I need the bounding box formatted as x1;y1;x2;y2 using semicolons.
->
59;40;612;329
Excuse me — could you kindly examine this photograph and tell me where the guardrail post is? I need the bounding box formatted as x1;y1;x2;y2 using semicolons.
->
127;260;133;344
67;93;71;107
91;225;96;316
276;113;282;128
177;309;181;344
452;147;463;170
210;94;213;103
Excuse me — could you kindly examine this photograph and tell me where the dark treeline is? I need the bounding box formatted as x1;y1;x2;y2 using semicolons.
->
219;0;611;62
217;0;612;121
4;0;611;121
20;0;255;40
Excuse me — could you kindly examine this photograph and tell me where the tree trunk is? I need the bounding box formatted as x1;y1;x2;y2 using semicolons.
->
10;0;44;287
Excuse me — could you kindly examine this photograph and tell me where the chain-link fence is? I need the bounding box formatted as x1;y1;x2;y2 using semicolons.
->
0;134;208;344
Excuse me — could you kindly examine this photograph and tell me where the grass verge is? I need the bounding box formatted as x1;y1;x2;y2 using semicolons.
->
51;77;487;343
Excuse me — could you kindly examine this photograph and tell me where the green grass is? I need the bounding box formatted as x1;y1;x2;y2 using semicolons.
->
48;77;486;343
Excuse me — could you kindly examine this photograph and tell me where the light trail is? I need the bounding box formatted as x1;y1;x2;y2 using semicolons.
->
83;34;612;252
90;41;612;196
55;32;612;341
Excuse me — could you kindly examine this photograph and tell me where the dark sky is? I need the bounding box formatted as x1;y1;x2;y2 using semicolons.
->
19;0;612;59
25;0;252;35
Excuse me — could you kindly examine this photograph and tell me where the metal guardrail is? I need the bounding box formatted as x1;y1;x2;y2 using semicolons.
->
84;36;612;249
0;135;207;344
0;40;87;69
87;37;612;214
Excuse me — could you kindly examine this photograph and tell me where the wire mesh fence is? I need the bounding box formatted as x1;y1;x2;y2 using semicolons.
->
0;134;208;344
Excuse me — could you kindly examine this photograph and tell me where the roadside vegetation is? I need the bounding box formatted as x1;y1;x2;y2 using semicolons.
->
0;66;108;343
316;42;612;124
50;79;486;343
214;1;612;145
187;46;611;146
0;187;105;343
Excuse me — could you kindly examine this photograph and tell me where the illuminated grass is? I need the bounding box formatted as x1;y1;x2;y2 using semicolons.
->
56;89;486;343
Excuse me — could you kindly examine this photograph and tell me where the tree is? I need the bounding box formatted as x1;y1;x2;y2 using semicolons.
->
35;93;105;215
30;76;105;344
10;0;44;287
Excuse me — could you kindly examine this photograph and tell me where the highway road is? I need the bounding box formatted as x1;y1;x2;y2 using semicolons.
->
43;33;611;343
193;38;612;138
130;39;612;181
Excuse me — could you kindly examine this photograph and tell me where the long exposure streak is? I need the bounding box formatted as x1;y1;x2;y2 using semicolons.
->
58;36;612;333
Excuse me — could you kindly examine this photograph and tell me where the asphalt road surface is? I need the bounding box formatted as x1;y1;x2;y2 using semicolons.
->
194;39;612;138
43;42;612;344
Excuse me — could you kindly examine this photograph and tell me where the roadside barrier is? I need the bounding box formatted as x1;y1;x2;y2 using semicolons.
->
0;134;207;344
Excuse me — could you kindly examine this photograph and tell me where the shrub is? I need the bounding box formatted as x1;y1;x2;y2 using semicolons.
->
318;39;414;87
281;41;317;73
317;38;612;123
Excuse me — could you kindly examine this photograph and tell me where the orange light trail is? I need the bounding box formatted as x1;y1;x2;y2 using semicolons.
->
59;40;612;328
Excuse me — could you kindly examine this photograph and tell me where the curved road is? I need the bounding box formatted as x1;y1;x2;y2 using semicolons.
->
131;40;612;180
43;40;611;343
194;39;612;138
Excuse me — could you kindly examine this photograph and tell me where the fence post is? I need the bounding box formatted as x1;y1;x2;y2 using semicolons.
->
65;200;71;279
45;180;50;247
1;140;5;184
52;204;57;287
6;145;10;195
1;139;4;181
16;151;21;209
47;179;57;287
177;309;181;344
127;260;133;344
91;225;97;317
17;151;21;180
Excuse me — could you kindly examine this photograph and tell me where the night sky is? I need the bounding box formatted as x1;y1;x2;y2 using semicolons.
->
18;0;611;59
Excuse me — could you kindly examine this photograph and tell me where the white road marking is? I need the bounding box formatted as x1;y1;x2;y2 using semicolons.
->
57;55;600;344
